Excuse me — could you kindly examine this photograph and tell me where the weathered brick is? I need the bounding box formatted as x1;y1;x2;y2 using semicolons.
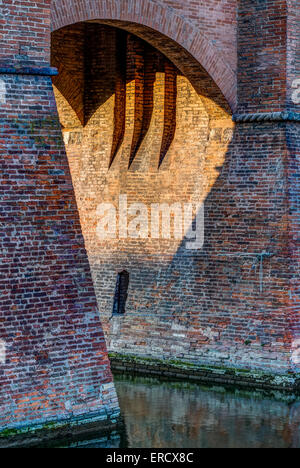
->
0;0;299;438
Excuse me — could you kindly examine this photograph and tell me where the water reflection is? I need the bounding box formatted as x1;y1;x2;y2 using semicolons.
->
36;373;300;448
114;373;300;449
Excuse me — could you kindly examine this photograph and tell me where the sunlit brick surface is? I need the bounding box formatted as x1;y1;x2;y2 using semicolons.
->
0;0;299;435
52;22;298;374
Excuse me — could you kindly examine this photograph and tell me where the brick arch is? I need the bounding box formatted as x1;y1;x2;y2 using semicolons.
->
51;0;237;111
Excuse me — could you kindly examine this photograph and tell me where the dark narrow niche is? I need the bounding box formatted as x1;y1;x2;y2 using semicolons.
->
109;30;127;168
112;270;130;315
159;60;177;169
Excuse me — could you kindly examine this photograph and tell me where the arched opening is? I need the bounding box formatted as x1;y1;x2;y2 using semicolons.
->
51;0;237;112
51;20;234;362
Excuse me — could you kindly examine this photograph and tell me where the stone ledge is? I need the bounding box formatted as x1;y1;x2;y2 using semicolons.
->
233;111;300;123
0;66;58;76
109;352;300;394
0;410;122;448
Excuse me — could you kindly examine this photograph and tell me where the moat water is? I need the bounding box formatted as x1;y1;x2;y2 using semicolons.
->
42;373;300;448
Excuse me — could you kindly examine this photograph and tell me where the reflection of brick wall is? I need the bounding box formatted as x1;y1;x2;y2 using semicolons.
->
115;374;300;448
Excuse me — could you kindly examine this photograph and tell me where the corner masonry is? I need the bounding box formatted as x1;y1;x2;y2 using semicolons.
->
0;382;122;448
0;67;121;442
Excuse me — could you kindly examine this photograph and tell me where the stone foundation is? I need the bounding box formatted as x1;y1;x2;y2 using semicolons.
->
110;353;300;393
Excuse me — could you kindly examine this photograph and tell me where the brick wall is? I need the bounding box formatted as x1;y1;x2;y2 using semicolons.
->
0;0;299;436
286;1;300;373
0;0;52;68
237;0;288;113
160;0;237;72
52;23;295;373
287;0;300;111
0;2;119;435
51;0;238;110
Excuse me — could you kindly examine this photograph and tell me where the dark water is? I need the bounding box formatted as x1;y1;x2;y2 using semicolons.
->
43;373;300;448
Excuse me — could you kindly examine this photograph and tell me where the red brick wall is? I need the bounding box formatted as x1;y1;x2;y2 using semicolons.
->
287;121;300;373
52;23;295;373
160;0;237;72
287;0;300;111
0;2;119;434
237;0;288;113
286;1;300;372
0;0;52;68
236;0;300;373
1;0;300;435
